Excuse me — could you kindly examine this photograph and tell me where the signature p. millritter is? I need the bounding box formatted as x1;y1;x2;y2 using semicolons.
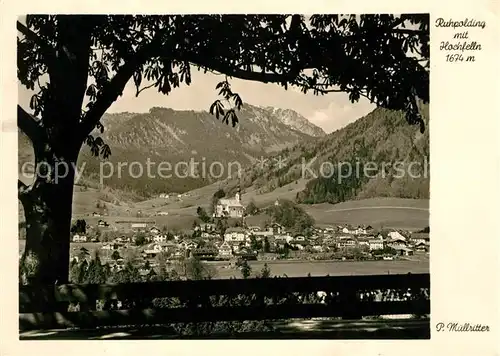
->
436;322;490;332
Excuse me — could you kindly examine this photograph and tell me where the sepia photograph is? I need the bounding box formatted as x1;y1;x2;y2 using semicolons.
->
16;14;431;339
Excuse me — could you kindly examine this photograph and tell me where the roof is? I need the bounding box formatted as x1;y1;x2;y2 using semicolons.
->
218;198;243;207
411;233;430;240
226;227;246;233
393;246;413;252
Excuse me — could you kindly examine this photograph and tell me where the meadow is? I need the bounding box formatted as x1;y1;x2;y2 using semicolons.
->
210;258;429;279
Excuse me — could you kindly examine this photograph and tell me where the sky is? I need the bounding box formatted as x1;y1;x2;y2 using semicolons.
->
16;14;380;134
18;70;375;134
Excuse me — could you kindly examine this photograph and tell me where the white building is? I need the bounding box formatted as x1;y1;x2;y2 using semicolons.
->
368;239;384;251
131;223;147;231
215;191;245;218
274;234;294;243
153;234;167;243
72;234;87;242
143;243;167;256
253;227;274;238
388;231;406;241
218;241;233;258
224;228;247;242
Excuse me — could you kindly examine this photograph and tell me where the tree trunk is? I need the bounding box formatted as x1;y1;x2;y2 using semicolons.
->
19;149;78;287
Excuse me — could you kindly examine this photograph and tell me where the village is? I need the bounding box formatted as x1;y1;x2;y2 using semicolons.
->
63;191;430;275
66;196;428;277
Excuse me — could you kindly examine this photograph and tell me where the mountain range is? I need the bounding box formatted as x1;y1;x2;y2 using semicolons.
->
220;103;430;204
18;104;325;197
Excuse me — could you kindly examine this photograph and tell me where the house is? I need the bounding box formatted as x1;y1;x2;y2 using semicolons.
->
271;223;285;235
185;241;198;250
274;234;293;243
229;241;242;253
113;236;127;244
410;233;430;245
337;237;356;248
353;226;367;235
150;227;161;235
224;227;247;242
72;234;87;242
215;191;245;218
357;238;370;247
388;238;407;249
342;226;354;234
234;247;258;260
97;220;108;227
253;227;274;238
414;241;428;252
312;245;324;253
153;234;167;243
393;246;414;256
200;223;216;232
294;235;306;242
143;243;166;257
218;241;233;258
388;231;406;241
131;222;147;231
290;243;305;250
368;239;384;251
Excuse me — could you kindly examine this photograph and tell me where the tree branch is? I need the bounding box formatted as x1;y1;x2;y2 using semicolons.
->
79;37;165;138
391;29;427;36
18;105;46;150
188;58;299;84
17;21;57;70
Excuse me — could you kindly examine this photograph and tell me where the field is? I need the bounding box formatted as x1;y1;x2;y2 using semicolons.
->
18;240;429;281
304;198;429;230
18;170;429;232
204;259;429;279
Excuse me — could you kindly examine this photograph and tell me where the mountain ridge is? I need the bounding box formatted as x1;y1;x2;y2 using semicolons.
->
19;103;325;197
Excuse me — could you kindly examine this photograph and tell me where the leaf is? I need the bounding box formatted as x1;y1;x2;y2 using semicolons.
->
133;71;142;89
209;100;219;115
101;144;112;159
29;95;38;110
215;101;225;119
94;137;104;146
85;84;97;98
233;94;243;110
86;135;94;146
231;111;239;127
96;121;105;134
91;143;99;157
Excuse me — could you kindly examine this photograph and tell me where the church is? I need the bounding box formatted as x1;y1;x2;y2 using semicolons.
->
214;190;245;218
